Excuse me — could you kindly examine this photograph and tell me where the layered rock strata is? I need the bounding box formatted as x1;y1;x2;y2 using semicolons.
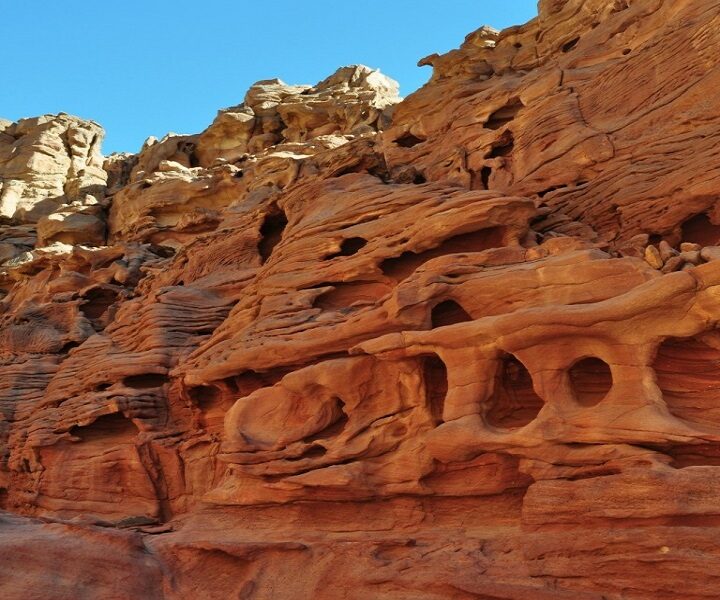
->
3;2;720;598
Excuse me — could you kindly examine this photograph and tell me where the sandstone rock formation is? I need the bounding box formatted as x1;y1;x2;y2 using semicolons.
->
0;114;106;221
3;2;720;598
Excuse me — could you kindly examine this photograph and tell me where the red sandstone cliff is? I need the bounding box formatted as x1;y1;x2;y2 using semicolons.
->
3;1;720;598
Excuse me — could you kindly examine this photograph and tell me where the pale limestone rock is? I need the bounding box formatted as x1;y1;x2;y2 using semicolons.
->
129;133;199;182
701;246;720;262
679;250;701;265
107;66;400;247
36;208;106;247
661;255;684;273
658;240;677;262
195;65;400;166
644;244;663;269
681;242;702;252
0;114;106;221
107;163;237;246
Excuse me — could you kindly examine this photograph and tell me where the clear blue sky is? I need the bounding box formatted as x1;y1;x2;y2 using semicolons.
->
2;1;538;154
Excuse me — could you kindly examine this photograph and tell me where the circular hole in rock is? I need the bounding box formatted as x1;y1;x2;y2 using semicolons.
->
485;354;544;429
80;288;118;321
325;237;368;260
568;357;613;406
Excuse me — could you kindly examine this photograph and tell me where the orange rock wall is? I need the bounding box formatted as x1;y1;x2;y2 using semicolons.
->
3;2;720;598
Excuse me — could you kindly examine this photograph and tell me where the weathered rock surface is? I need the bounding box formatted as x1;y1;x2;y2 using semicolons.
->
0;114;106;221
4;1;720;598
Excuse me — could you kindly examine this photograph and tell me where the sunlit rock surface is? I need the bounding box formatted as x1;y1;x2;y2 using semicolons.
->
4;2;720;598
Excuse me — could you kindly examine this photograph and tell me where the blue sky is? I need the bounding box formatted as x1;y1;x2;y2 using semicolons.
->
2;1;538;154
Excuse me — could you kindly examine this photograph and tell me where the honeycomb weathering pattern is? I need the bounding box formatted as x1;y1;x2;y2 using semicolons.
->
4;1;720;598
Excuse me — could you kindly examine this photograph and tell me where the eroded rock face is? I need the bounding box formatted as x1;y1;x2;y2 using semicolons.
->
5;1;720;598
0;114;106;222
195;64;399;166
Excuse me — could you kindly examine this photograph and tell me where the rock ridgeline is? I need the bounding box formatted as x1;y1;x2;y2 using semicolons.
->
4;2;720;598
